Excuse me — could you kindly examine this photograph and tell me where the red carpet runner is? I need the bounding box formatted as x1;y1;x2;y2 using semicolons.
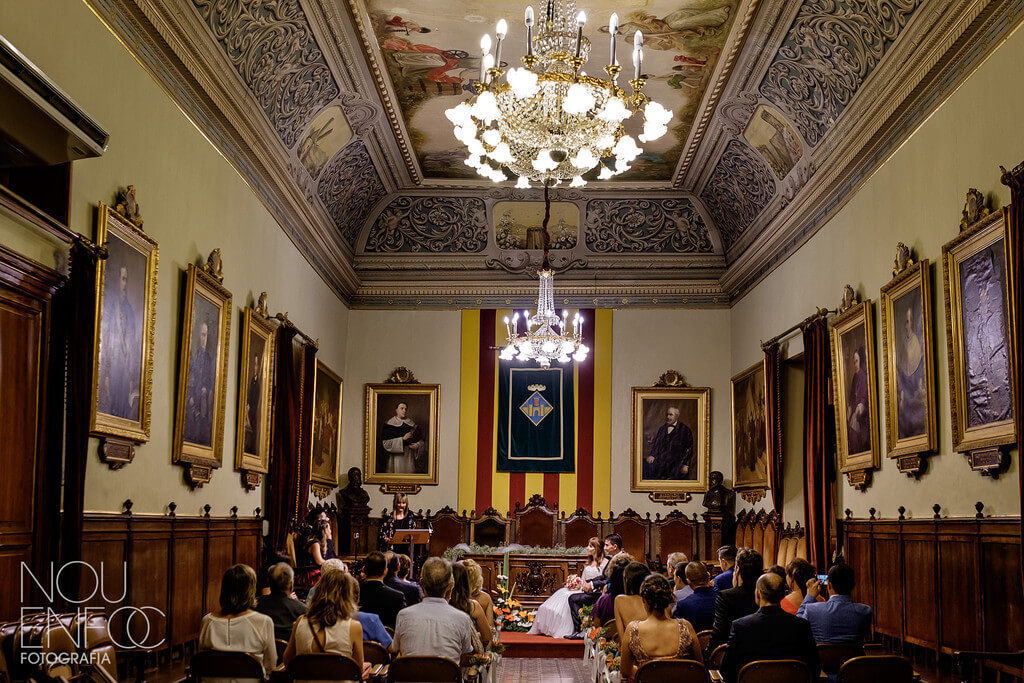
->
499;632;585;659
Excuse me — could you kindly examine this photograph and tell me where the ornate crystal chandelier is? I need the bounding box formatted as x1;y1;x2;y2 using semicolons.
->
444;0;671;186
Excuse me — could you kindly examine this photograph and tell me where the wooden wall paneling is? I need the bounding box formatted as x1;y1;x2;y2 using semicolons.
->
169;520;206;647
871;523;904;641
844;527;874;608
937;521;981;653
126;519;170;649
205;523;235;614
80;518;129;643
901;523;938;650
978;520;1024;652
235;520;261;569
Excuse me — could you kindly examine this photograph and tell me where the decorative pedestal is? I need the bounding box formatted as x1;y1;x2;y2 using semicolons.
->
339;504;370;556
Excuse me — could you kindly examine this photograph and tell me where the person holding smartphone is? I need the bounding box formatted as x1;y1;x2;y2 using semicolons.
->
797;563;873;645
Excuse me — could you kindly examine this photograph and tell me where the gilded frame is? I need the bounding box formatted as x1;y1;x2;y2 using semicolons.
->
173;263;232;485
880;259;938;463
89;203;158;443
310;360;344;497
731;361;769;495
942;210;1017;454
363;382;440;487
630;385;711;494
830;300;881;488
234;304;276;488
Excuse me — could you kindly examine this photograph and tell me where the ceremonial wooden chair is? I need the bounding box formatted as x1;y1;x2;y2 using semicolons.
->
837;655;914;682
425;506;467;558
610;509;650;564
818;643;865;676
654;510;699;567
514;495;557;547
635;658;710;682
388;655;460;681
187;651;265;682
287;653;361;682
736;659;813;683
469;507;511;547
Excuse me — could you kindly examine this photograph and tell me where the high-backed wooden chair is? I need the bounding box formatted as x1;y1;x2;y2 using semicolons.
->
362;640;390;666
426;506;467;558
654;510;698;566
610;509;649;564
736;659;813;683
389;655;460;681
837;655;914;682
188;651;265;681
708;644;727;669
635;659;710;682
515;495;557;547
696;630;713;655
287;653;361;682
759;513;778;565
561;507;601;549
818;643;865;676
470;507;510;546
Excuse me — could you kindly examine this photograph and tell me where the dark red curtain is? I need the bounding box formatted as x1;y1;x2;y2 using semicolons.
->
802;318;835;570
764;343;784;519
1001;161;1024;591
266;327;317;551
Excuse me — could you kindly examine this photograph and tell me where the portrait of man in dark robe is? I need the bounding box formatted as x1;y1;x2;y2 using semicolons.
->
376;397;429;475
842;328;872;455
960;245;1012;427
96;234;146;421
242;330;265;456
642;403;695;480
184;296;219;446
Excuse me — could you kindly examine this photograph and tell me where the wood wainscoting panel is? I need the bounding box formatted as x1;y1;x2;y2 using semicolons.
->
901;531;938;648
205;527;236;614
872;530;904;640
128;524;170;649
170;523;205;647
936;529;980;652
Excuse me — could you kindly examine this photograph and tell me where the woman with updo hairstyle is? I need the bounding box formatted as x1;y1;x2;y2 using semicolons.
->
782;557;820;614
613;561;652;643
620;574;702;682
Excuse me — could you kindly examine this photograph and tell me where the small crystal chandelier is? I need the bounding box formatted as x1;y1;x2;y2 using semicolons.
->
444;0;671;186
499;185;589;367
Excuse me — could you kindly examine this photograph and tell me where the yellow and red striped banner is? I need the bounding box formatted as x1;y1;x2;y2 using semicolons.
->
458;309;612;516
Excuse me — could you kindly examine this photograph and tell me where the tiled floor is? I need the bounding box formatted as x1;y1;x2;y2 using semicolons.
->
496;657;590;682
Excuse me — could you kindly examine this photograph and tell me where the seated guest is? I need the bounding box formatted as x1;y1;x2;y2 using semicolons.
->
305;509;337;566
721;573;819;683
673;562;716;632
614;562;652;644
397;553;422;597
592;554;632;634
714;545;737;591
709;548;763;651
798;563;872;645
385;552;421;608
568;533;625;636
314;559;392;647
620;574;703;682
359;551;405;629
782;558;817;614
452;562;493;646
283;569;366;679
767;564;787;580
255;562;307;642
390;557;477;666
462;559;495;625
199;564;277;673
666;552;692;602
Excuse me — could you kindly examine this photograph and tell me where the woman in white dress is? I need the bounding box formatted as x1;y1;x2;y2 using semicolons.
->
529;537;606;638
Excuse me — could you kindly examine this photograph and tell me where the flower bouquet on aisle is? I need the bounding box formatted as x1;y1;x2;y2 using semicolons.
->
466;652;492;682
493;574;536;632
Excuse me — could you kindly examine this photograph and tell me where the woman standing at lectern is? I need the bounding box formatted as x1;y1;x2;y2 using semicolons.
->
377;493;414;552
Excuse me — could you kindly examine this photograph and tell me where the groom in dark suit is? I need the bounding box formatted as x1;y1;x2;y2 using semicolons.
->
567;533;623;636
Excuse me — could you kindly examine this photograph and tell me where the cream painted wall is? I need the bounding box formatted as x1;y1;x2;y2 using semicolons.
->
730;24;1024;519
0;0;350;515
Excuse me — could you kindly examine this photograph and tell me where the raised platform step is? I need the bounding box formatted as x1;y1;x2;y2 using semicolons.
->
500;632;585;659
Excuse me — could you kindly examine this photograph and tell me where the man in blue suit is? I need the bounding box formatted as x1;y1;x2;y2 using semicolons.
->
798;562;873;645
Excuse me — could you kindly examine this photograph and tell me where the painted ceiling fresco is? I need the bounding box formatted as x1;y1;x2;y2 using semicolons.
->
359;0;741;181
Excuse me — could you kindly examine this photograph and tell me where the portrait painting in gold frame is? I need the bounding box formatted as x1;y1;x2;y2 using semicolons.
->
234;304;276;489
310;360;343;497
90;203;158;445
942;210;1016;457
880;255;937;472
363;381;440;487
173;260;232;486
830;299;880;488
630;385;711;494
731;362;769;495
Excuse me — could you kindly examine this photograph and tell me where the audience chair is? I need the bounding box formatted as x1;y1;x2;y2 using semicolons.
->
287;653;361;682
837;655;914;683
708;644;727;670
818;643;865;676
188;651;265;682
385;626;395;639
363;641;390;666
635;658;711;683
696;630;713;654
40;623;78;681
736;659;813;683
274;639;288;661
862;643;888;657
388;655;460;682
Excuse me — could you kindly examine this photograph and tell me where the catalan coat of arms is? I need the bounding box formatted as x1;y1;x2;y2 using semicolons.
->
520;384;553;426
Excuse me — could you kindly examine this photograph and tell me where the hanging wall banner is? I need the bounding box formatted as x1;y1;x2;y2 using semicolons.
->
497;361;575;473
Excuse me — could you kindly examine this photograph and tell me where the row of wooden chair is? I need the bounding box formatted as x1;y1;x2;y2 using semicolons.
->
632;655;914;682
187;649;460;682
0;612;118;683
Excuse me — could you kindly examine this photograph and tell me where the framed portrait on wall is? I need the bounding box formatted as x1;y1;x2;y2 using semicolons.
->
829;294;880;490
310;360;343;498
89;204;158;457
731;361;769;498
173;255;232;487
942;208;1016;474
880;249;937;476
630;382;711;495
363;368;439;491
234;302;276;490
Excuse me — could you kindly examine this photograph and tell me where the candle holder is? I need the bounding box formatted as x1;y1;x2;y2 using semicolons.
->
604;63;622;82
487;66;504;83
570;56;585;75
472;80;487;94
522;53;539;69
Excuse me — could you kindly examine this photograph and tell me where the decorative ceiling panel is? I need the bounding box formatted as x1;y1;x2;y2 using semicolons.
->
352;0;743;181
318;140;387;245
365;195;489;252
699;139;776;248
585;198;715;252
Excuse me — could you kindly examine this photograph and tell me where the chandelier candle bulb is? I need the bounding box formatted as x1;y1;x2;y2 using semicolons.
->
608;12;618;67
495;19;507;65
575;11;586;59
525;6;534;55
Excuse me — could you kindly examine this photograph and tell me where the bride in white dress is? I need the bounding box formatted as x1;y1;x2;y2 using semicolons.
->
529;537;606;638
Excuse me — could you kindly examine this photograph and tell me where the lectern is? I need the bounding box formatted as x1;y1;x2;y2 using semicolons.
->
389;528;431;577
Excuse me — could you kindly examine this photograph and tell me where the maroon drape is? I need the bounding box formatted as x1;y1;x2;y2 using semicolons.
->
1001;161;1024;591
802;319;835;570
764;343;784;519
296;343;316;522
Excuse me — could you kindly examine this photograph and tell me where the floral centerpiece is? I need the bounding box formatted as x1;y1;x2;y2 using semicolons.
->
493;574;536;632
598;637;621;672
